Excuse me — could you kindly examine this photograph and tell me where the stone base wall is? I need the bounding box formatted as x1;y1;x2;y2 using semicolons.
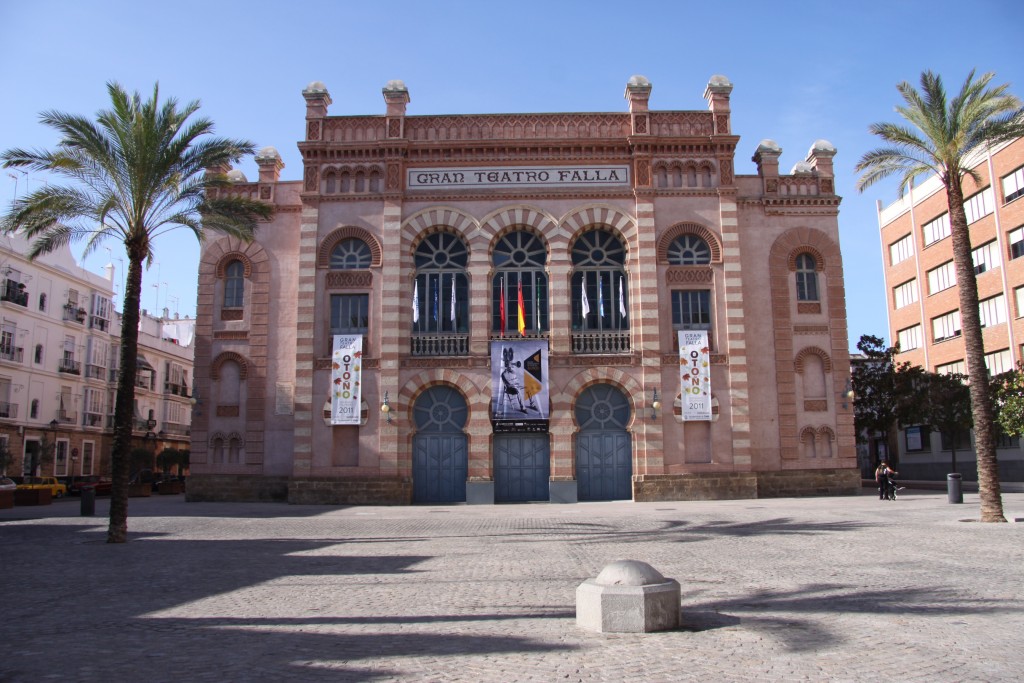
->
633;473;758;501
288;477;412;505
755;468;861;498
633;468;860;502
186;475;290;503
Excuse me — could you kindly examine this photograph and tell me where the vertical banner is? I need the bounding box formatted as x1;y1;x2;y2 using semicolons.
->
491;339;549;430
331;334;363;425
679;330;711;421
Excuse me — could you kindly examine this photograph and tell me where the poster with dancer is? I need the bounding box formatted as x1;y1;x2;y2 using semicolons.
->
491;339;549;432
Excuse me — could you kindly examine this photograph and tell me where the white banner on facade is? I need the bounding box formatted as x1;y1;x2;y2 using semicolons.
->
331;335;363;425
679;330;711;421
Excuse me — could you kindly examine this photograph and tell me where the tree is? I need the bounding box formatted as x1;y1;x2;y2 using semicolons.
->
856;70;1024;522
1;83;273;541
920;372;973;474
852;335;927;465
993;365;1024;443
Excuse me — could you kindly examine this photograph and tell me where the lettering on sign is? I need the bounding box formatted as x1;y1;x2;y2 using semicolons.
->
408;166;631;189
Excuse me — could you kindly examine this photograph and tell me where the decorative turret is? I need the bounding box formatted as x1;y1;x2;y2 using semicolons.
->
704;75;733;135
625;75;652;135
383;80;410;139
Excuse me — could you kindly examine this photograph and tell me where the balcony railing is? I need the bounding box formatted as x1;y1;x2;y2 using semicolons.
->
85;364;106;380
161;422;191;436
0;345;23;363
58;358;82;375
135;377;152;389
410;333;470;357
63;304;87;323
570;330;631;354
0;401;18;419
57;410;77;425
89;316;110;332
83;412;104;428
1;281;28;307
164;382;189;397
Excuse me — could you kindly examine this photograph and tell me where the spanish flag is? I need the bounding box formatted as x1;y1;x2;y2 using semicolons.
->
517;279;526;336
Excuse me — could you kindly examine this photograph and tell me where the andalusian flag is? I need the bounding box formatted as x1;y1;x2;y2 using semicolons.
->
517;279;526;336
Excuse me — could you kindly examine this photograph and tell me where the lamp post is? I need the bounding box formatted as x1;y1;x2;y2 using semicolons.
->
48;418;58;478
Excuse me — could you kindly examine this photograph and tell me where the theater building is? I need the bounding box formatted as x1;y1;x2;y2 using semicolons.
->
187;75;858;504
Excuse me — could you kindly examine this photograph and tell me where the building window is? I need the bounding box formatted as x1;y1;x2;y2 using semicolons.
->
979;294;1007;328
493;231;548;335
330;238;372;270
927;261;957;294
893;279;919;309
34;344;42;365
985;348;1012;376
923;213;951;246
936;360;966;375
1015;286;1024;317
889;233;915;265
30;399;38;419
897;325;922;352
1003;166;1024;203
971;240;1000;275
963;187;994;224
223;260;244;308
932;310;961;343
667;234;711;265
413;233;469;334
940;430;971;451
330;294;369;336
795;253;819;301
38;293;46;312
1010;227;1024;260
572;229;628;332
904;425;930;452
671;290;712;344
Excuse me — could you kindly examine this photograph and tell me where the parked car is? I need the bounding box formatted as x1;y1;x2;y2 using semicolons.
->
68;475;113;496
17;476;67;498
0;477;16;491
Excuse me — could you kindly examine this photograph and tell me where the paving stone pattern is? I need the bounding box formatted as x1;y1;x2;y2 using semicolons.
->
1;490;1022;682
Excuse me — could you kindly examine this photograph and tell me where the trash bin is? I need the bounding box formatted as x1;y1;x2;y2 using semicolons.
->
80;486;96;516
947;473;963;504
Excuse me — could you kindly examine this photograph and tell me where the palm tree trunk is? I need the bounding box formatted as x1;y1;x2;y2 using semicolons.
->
945;177;1006;522
107;247;146;543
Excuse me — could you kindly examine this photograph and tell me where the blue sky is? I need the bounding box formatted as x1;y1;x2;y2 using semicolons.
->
2;0;1023;349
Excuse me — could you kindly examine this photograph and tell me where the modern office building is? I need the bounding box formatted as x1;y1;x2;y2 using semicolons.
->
0;233;195;480
188;75;858;504
878;136;1024;480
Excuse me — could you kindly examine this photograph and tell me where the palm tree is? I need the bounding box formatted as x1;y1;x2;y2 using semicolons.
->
1;82;272;542
857;70;1024;522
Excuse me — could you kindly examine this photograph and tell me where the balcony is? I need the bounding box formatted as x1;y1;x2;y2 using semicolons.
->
0;401;18;419
58;358;82;375
1;281;28;307
164;381;189;397
410;333;470;357
63;303;87;324
135;377;152;390
161;422;191;437
0;345;23;363
85;364;106;380
83;412;104;428
57;410;77;425
571;331;631;354
89;315;110;332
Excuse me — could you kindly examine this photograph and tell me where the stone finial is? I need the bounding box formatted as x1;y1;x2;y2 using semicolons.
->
255;146;284;184
302;81;332;118
752;139;782;178
805;139;837;178
704;75;732;134
625;75;652;112
383;79;411;117
226;169;248;184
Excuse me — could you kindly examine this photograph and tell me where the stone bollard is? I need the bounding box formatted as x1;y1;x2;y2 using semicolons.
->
576;560;680;633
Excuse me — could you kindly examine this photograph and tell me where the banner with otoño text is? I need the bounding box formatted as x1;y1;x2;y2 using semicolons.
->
331;335;363;425
679;330;711;421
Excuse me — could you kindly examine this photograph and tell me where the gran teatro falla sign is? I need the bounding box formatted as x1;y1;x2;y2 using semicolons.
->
407;165;631;189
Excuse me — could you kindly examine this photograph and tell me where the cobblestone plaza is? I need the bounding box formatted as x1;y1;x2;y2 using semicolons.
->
1;490;1021;681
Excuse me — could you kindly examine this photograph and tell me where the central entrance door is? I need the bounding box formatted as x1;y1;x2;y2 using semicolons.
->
493;433;550;502
412;386;468;503
575;383;633;501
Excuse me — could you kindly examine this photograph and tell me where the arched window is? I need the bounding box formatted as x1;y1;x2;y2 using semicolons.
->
572;229;628;332
228;436;242;464
667;234;712;265
330;238;372;270
324;172;337;194
796;253;819;301
211;437;225;464
223;260;244;308
413;233;469;335
492;231;548;336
